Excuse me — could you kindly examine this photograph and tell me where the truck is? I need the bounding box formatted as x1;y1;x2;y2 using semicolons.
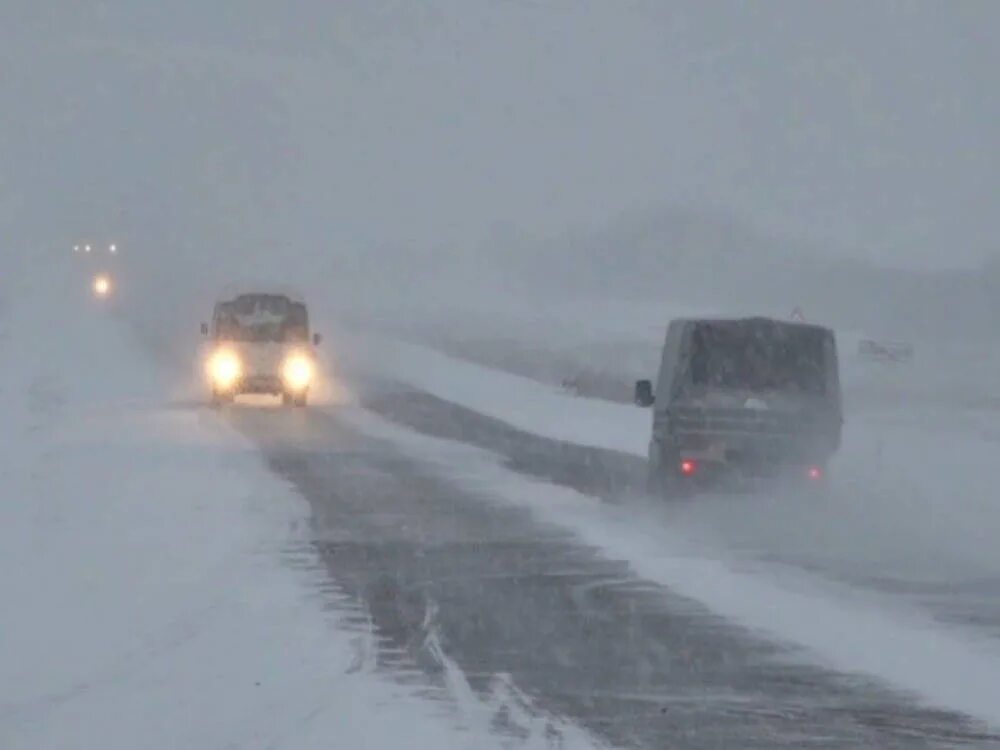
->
635;316;842;493
201;292;321;407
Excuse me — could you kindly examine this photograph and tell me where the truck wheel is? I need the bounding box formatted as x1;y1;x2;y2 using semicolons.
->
646;443;676;499
211;390;233;407
650;447;692;500
282;391;307;407
646;466;665;496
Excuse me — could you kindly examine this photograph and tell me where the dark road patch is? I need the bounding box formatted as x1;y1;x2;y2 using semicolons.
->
360;382;646;500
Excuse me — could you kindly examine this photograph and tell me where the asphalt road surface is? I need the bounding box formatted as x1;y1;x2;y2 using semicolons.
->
224;384;999;749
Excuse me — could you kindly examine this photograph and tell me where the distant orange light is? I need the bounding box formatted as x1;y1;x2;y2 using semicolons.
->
680;459;698;476
93;274;111;297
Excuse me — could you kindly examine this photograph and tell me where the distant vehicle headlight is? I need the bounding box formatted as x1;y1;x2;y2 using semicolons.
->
281;353;314;391
93;274;112;297
208;349;242;389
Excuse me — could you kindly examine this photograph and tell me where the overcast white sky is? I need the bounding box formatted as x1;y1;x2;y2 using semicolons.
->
3;1;998;269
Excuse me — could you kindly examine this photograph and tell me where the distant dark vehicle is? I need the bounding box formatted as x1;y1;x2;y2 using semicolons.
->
635;317;842;493
201;292;321;407
857;339;914;364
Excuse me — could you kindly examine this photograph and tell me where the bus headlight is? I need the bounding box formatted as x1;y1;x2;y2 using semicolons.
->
208;350;242;389
282;354;314;391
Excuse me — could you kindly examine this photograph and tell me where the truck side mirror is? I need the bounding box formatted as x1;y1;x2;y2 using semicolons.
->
313;333;322;346
200;323;208;336
634;380;654;407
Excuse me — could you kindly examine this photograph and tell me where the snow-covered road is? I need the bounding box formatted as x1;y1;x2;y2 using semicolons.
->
221;398;995;747
0;258;594;750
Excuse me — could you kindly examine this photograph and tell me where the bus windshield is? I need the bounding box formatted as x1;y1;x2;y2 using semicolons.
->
214;295;309;343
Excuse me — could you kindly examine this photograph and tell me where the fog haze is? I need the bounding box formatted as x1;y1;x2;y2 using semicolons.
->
8;7;1000;746
4;1;999;309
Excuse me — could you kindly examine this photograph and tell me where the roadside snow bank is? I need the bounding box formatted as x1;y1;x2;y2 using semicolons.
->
352;338;649;455
0;259;580;750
